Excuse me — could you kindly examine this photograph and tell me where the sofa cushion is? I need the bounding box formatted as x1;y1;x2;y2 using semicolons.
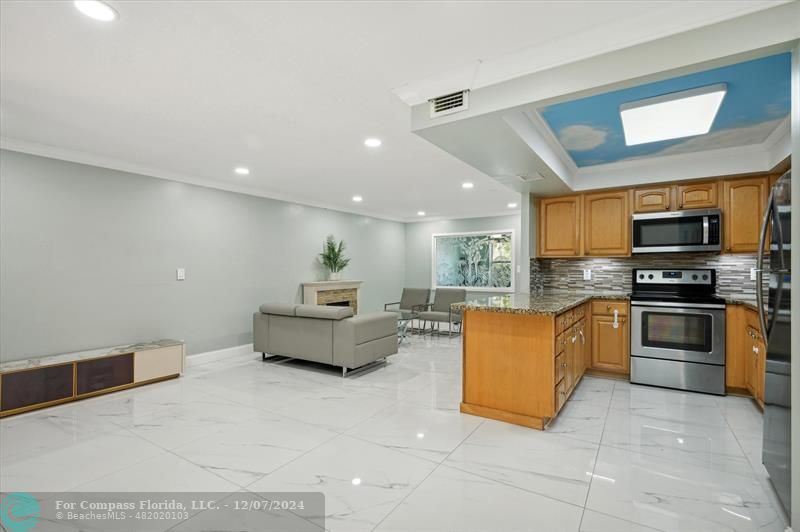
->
295;304;354;320
259;303;297;316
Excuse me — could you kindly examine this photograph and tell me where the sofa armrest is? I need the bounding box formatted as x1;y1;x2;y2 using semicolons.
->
333;312;397;369
253;312;269;353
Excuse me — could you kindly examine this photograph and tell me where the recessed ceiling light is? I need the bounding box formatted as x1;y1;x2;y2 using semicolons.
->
234;167;250;175
352;195;363;202
462;182;474;189
416;433;425;439
351;478;361;486
508;203;518;208
417;211;426;216
74;0;118;21
364;138;382;148
620;84;726;146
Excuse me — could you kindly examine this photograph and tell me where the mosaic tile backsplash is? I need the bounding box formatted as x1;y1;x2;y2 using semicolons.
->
530;253;762;300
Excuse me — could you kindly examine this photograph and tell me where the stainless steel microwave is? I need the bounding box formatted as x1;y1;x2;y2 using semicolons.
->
632;208;722;254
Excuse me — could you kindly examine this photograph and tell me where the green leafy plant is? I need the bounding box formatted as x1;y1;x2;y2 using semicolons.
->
319;235;350;273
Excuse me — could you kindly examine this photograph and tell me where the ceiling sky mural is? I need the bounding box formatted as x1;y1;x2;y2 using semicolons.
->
537;53;791;168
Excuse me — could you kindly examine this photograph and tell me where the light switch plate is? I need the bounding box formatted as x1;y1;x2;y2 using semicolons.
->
750;268;757;281
583;269;592;281
176;267;186;281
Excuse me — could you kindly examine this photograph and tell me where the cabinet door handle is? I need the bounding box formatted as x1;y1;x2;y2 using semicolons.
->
571;335;577;344
579;330;585;344
612;309;619;329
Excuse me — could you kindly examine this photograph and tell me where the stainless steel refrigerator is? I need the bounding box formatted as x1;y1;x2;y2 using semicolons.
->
757;170;792;518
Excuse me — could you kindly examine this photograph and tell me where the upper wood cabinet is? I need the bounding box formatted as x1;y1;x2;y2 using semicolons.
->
633;182;717;213
538;196;581;257
583;191;630;256
535;170;783;258
676;182;718;210
633;187;671;212
723;176;768;253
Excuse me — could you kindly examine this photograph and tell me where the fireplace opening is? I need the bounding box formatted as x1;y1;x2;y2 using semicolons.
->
325;301;351;308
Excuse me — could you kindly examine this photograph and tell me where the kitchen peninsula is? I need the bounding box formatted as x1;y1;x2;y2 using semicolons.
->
453;292;629;429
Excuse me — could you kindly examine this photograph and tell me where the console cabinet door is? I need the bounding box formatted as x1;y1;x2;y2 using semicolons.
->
676;182;718;209
633;187;672;212
591;314;629;374
1;365;74;413
583;191;630;256
134;345;183;383
76;353;134;396
538;196;581;257
723;177;768;253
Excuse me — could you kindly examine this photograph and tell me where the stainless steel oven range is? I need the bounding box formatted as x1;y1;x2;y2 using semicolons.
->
630;268;726;395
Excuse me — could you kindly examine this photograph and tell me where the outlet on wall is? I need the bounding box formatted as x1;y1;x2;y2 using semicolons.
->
176;267;186;281
583;269;592;281
750;268;757;281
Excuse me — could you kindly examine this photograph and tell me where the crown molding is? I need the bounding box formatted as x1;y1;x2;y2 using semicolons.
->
0;137;410;223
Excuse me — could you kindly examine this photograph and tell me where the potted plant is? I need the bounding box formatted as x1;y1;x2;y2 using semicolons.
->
319;235;350;281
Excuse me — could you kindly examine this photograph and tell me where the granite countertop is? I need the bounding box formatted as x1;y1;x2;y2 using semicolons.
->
452;291;630;316
0;339;184;373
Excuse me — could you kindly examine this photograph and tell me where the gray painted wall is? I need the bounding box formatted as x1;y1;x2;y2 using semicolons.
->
404;214;522;299
0;150;405;361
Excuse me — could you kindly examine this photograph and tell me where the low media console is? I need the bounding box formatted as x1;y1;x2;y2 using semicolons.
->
0;339;185;417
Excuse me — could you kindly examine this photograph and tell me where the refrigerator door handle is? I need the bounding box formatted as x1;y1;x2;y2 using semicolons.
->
755;187;775;343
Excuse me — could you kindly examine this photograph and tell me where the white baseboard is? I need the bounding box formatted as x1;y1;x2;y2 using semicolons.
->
186;344;254;366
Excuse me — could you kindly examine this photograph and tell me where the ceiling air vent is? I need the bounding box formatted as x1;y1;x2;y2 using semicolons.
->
429;90;469;118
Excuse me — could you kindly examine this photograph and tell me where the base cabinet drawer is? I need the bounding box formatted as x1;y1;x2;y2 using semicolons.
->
591;300;628;316
134;345;184;383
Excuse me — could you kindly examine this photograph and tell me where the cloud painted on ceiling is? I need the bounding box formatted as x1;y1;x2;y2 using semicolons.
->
538;53;791;168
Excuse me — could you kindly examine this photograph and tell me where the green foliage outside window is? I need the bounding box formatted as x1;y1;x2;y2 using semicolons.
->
435;232;512;289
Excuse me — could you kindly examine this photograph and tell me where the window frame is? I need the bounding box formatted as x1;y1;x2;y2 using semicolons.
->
430;229;516;293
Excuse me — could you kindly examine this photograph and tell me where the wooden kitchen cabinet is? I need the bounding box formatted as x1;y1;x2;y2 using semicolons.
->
723;176;768;253
583;191;630;256
538;196;581;257
564;324;576;393
633;181;717;213
676;181;718;210
633;187;672;212
535;167;786;258
725;305;747;391
590;300;629;374
725;304;766;406
460;302;588;429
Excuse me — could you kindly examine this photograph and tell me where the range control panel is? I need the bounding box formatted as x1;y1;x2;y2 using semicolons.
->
633;269;714;285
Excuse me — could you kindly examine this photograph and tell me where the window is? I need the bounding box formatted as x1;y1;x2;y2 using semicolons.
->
432;230;514;291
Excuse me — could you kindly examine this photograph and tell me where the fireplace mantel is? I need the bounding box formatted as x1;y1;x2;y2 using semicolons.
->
302;280;363;314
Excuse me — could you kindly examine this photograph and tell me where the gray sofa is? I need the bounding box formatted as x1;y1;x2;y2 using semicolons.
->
253;304;398;376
